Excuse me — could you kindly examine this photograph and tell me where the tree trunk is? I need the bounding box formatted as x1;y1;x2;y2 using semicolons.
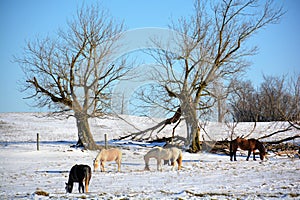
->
191;126;201;152
182;102;202;152
74;112;99;150
186;119;201;153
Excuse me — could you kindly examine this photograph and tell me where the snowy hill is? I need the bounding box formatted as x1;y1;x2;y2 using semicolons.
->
0;112;299;199
1;112;298;145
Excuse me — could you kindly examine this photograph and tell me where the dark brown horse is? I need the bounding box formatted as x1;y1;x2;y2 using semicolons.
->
230;137;266;161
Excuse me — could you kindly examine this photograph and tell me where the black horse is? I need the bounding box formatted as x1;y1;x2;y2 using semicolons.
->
65;164;92;193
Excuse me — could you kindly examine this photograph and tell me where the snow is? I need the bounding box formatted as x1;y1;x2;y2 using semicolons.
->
0;112;299;199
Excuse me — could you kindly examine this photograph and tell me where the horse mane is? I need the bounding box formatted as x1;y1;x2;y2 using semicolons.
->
95;148;121;159
95;150;104;161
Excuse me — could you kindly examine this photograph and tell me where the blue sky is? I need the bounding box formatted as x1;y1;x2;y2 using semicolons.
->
0;0;299;113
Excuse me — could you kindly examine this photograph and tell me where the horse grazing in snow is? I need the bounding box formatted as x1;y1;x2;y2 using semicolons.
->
93;148;122;172
65;164;91;193
230;137;266;161
144;147;182;171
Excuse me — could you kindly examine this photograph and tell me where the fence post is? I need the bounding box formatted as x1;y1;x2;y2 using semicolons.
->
37;133;40;151
104;134;108;149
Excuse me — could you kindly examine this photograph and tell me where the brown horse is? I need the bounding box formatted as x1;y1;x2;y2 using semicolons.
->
230;137;266;161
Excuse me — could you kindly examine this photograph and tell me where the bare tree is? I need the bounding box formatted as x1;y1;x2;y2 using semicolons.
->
143;0;284;152
268;74;300;128
260;75;286;121
229;79;259;122
15;5;128;150
230;74;300;124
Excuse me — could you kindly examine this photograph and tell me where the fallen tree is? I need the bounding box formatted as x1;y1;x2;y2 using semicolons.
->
118;107;183;141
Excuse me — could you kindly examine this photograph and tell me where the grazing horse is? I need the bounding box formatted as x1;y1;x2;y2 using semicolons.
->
144;147;182;171
230;137;266;161
93;148;122;172
65;164;91;193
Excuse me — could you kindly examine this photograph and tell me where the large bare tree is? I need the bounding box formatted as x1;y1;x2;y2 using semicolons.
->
15;5;128;150
143;0;284;152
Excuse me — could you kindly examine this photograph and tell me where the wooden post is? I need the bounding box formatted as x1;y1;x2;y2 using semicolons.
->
104;134;108;149
37;133;40;151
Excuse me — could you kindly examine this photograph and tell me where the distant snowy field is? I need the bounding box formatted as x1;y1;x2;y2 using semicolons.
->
0;112;299;199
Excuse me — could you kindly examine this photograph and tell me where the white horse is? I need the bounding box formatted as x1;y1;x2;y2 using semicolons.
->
144;147;182;171
93;148;122;172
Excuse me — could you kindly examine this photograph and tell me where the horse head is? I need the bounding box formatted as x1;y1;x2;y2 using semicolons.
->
259;146;267;160
93;159;99;172
65;182;73;193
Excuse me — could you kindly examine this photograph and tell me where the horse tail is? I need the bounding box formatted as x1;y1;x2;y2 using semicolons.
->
177;150;183;170
229;139;236;161
84;166;92;193
118;149;122;161
229;140;233;155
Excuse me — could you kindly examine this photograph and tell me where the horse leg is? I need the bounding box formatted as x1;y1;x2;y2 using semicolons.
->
157;159;162;171
79;182;84;193
164;159;169;165
234;150;237;161
117;159;121;172
232;149;237;161
144;156;150;170
253;150;256;161
230;142;233;161
101;161;105;172
246;150;251;161
230;151;236;161
170;159;175;171
145;163;150;170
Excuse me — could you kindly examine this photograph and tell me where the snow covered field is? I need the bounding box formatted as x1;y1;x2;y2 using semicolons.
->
0;113;299;199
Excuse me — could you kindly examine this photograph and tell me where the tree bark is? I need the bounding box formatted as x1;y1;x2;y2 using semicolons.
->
182;101;201;152
186;119;201;152
74;112;99;150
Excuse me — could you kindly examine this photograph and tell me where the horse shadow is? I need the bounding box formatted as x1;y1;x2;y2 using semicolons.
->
35;170;69;174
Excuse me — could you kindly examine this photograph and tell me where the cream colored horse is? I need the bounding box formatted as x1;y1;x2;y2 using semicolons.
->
144;147;182;171
93;148;122;172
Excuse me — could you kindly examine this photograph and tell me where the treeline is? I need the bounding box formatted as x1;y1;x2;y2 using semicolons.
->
229;74;300;122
